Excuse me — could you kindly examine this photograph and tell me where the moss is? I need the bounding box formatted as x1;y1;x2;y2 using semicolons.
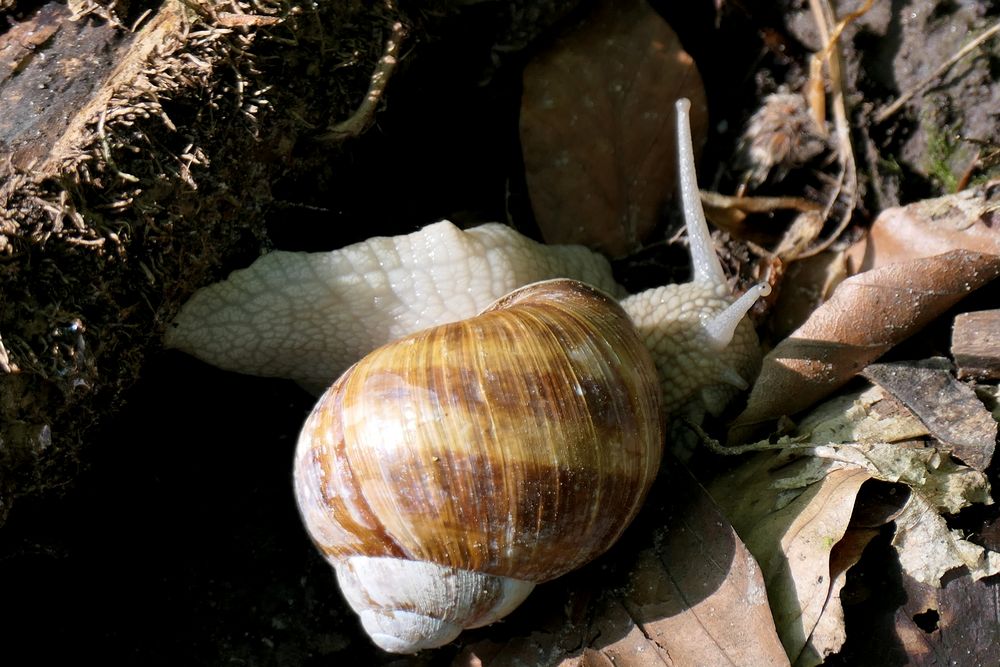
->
923;113;961;193
878;154;903;176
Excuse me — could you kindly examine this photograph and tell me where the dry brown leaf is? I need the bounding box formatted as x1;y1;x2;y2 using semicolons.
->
741;382;997;588
710;378;998;663
730;250;1000;442
837;566;1000;665
759;385;992;517
846;180;1000;272
840;515;1000;665
456;462;788;667
605;463;788;667
808;441;991;516
710;454;872;666
793;525;880;667
790;384;929;447
862;359;998;471
704;368;999;665
520;0;706;257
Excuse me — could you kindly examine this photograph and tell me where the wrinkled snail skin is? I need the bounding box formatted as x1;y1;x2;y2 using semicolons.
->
293;279;664;653
163;219;622;394
622;279;770;418
619;98;770;419
164;100;770;413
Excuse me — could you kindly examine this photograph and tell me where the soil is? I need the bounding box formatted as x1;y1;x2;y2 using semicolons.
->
1;0;998;664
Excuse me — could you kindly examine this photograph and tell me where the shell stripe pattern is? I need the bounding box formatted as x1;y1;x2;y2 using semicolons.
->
295;280;663;584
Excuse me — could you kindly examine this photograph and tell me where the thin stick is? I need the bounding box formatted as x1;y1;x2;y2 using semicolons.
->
321;20;407;142
876;21;1000;124
800;0;862;259
683;420;818;456
805;0;875;132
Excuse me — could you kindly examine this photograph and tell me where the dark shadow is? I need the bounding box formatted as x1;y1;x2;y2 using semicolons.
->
0;352;406;665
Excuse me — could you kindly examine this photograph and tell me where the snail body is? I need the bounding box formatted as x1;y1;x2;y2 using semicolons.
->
167;99;772;653
164;218;621;394
294;279;663;652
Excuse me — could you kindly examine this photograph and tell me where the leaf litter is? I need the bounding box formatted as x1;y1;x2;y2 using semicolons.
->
456;462;789;667
730;249;1000;443
709;378;999;664
499;1;1000;664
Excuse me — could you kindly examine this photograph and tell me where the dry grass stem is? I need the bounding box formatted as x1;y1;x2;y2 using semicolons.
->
875;21;1000;124
801;0;870;258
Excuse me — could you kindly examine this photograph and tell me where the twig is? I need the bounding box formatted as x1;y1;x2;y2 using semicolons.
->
320;20;407;142
875;21;1000;124
800;0;867;259
0;332;14;373
805;0;874;133
682;420;817;456
700;190;822;214
96;109;140;183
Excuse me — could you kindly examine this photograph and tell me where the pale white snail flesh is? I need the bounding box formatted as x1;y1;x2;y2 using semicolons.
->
164;218;621;394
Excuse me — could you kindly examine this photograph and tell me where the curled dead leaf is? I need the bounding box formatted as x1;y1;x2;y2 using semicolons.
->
736;381;997;590
710;378;997;663
730;250;1000;442
892;493;1000;586
520;0;707;256
710;454;872;666
847;180;1000;272
770;250;850;339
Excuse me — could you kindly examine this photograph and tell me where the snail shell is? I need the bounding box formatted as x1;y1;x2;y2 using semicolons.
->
293;279;663;653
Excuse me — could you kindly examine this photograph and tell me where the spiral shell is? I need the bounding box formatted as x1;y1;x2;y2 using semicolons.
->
293;279;663;652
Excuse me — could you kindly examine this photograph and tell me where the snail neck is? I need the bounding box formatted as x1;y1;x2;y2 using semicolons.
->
620;281;767;416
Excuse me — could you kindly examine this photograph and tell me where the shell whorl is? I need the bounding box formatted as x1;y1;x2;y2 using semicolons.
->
335;557;534;653
293;279;664;651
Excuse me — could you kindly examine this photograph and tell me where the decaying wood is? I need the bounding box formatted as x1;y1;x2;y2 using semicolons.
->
953;310;1000;381
862;359;998;471
0;0;399;526
1;3;181;175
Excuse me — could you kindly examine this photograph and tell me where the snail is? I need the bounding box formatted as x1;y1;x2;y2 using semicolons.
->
165;99;771;652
